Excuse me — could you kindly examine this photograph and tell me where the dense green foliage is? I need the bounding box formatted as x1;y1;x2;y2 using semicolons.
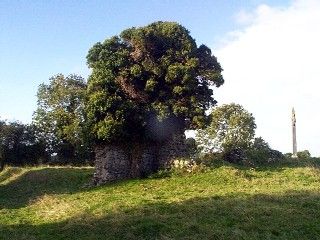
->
1;159;320;239
86;21;224;143
297;150;312;159
0;121;47;170
196;103;256;154
247;137;284;164
285;150;312;159
33;74;92;164
196;103;256;162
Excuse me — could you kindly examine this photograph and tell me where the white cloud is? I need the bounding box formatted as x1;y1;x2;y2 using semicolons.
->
234;4;277;25
215;0;320;156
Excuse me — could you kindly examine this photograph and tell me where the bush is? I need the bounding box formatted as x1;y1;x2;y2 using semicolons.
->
268;149;285;161
246;137;284;165
297;150;311;159
246;148;281;164
223;147;247;163
192;151;224;167
284;153;293;158
192;136;285;166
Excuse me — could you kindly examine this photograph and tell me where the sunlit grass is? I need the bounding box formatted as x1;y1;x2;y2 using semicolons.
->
0;159;320;239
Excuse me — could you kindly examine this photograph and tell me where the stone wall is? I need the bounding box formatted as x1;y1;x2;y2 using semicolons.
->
93;145;130;185
93;133;187;185
158;133;188;168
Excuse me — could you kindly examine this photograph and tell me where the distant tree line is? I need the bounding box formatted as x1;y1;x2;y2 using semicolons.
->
195;103;310;165
0;74;94;169
0;121;47;170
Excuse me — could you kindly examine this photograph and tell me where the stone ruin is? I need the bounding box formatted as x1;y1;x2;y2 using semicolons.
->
93;133;187;185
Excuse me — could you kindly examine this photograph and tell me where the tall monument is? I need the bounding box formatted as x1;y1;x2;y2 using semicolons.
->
292;108;297;158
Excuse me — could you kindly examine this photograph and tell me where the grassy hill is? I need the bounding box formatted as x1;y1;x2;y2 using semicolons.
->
1;159;320;240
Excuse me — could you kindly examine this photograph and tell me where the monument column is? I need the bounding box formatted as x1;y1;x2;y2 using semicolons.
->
292;108;297;158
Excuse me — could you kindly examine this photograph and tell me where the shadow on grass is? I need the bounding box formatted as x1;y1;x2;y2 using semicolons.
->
1;191;320;240
1;157;320;210
0;167;93;209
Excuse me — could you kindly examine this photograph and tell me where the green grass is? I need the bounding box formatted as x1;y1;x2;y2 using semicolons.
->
1;159;320;239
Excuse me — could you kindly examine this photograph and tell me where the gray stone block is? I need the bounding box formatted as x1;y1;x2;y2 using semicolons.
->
93;133;187;185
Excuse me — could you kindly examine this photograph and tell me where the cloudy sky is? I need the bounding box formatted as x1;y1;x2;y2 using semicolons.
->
215;0;320;156
1;0;319;155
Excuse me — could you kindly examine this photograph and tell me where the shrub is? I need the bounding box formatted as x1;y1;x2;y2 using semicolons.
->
297;150;311;159
246;137;284;165
223;147;247;163
284;153;293;158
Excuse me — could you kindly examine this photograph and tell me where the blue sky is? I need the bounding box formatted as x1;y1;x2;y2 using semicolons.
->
0;0;290;122
3;0;320;156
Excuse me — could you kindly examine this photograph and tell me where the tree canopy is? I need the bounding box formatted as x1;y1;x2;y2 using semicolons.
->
32;74;92;163
196;103;256;153
0;121;47;170
86;21;224;143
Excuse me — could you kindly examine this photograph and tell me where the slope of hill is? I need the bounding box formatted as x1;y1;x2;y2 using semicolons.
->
1;160;320;239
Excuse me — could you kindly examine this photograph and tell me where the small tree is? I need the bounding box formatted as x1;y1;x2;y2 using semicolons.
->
196;103;256;162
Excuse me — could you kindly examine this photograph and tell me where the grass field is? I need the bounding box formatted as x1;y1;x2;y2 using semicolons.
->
1;159;320;239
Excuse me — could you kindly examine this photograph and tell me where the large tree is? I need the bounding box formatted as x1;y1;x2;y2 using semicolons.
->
86;21;224;143
33;74;92;163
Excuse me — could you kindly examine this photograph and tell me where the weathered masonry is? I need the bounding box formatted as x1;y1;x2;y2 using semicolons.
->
93;133;187;185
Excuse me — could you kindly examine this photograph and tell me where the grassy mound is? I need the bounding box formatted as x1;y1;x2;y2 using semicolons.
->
1;160;320;239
